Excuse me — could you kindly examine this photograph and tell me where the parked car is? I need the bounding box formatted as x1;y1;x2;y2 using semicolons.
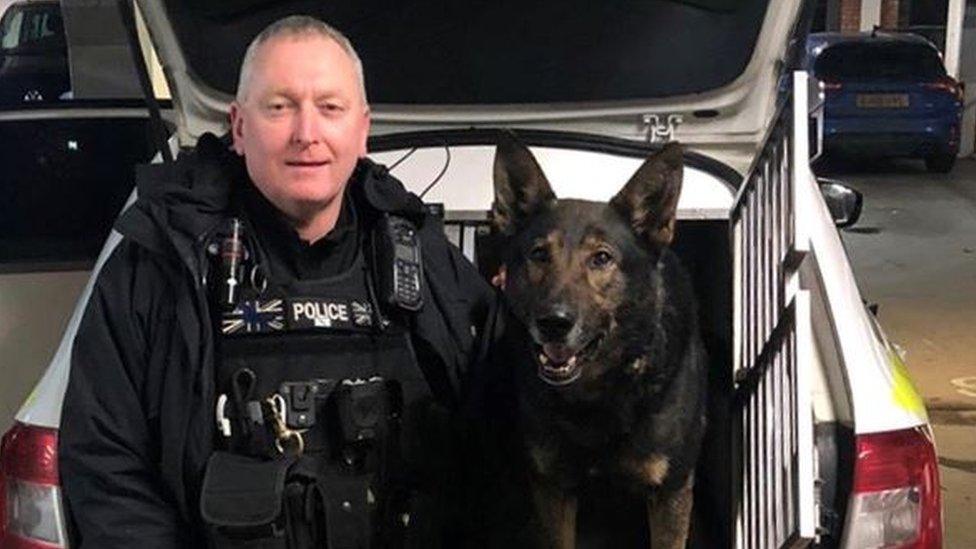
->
1;1;941;548
807;31;965;173
0;0;170;544
0;0;69;105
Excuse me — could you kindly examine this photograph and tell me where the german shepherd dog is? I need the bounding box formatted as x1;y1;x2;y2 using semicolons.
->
490;135;707;549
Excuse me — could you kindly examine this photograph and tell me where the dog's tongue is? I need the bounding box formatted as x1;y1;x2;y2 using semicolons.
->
542;343;574;365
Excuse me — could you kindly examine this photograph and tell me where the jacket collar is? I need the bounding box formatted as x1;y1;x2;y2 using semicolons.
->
117;132;428;278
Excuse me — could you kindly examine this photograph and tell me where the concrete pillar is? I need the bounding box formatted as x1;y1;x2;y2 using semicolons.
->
861;0;883;30
946;0;976;157
945;0;967;77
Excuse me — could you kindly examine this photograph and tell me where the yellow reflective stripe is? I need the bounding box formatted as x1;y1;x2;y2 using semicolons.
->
889;350;927;417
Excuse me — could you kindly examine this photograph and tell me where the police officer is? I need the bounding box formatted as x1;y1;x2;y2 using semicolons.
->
59;16;503;548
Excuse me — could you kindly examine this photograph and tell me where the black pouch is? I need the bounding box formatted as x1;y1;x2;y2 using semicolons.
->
200;451;297;549
318;473;376;549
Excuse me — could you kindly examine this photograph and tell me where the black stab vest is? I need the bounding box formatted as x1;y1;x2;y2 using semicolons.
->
204;218;447;549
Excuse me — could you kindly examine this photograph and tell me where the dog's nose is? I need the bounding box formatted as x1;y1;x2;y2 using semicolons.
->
536;308;576;342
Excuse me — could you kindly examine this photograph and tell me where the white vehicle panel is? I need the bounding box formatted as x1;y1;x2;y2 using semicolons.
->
14;227;126;430
371;146;735;219
798;168;928;434
1;270;88;430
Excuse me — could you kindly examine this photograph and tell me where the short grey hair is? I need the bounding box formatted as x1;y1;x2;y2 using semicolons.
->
236;15;367;106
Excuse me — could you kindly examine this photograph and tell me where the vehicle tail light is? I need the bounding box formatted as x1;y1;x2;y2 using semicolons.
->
923;77;964;102
0;423;68;548
843;427;942;549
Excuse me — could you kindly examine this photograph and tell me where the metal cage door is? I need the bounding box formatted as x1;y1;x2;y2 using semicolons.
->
731;72;818;549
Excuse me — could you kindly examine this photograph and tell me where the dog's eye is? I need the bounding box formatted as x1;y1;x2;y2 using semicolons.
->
588;250;615;269
528;245;550;263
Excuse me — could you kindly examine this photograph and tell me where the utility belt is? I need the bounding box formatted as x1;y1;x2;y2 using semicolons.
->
214;374;397;459
202;370;411;549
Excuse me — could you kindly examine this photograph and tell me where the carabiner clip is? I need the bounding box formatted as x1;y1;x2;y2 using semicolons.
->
267;394;305;456
274;429;305;456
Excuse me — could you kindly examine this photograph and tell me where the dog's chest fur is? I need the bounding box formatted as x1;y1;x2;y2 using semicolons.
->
519;351;680;489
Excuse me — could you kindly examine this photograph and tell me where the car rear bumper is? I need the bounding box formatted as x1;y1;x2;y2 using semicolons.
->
824;116;959;157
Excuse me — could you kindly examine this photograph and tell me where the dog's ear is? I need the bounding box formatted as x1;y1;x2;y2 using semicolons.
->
610;142;683;247
492;132;556;236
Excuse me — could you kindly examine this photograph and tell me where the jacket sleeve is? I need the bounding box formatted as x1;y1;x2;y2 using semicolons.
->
439;239;515;419
438;238;538;544
59;241;188;548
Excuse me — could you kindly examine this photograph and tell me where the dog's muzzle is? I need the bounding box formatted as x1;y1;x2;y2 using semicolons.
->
533;335;603;387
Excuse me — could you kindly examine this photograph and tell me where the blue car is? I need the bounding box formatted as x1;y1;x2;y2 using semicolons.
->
807;31;964;173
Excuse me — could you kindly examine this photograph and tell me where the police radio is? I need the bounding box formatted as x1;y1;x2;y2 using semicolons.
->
372;214;423;312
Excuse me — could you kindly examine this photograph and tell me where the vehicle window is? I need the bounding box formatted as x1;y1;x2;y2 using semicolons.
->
0;9;24;50
814;42;946;81
0;0;152;107
0;117;155;267
19;8;64;49
0;2;69;105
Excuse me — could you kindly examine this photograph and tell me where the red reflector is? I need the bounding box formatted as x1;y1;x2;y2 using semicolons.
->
1;424;66;548
0;424;59;487
852;427;942;548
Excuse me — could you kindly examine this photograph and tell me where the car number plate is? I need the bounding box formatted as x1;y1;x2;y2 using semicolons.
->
856;94;909;108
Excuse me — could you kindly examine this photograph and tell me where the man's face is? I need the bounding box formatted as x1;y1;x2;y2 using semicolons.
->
230;35;370;221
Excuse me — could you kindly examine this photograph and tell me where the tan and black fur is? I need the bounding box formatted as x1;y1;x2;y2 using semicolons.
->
489;134;707;549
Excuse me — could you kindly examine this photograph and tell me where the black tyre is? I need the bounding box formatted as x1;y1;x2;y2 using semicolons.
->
925;153;956;174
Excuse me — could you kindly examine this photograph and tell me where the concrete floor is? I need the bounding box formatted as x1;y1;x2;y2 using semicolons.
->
819;155;976;549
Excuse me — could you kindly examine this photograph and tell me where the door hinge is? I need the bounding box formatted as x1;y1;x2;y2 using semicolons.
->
641;113;684;144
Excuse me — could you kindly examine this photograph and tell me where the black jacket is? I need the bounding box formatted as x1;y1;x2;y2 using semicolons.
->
58;134;504;548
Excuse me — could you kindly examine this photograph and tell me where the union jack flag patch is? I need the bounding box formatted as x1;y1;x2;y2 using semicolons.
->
222;299;286;335
351;301;373;327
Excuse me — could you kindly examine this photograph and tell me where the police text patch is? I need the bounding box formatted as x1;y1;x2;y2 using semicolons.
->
287;298;374;331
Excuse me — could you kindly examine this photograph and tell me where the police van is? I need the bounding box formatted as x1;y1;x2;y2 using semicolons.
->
0;1;941;548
